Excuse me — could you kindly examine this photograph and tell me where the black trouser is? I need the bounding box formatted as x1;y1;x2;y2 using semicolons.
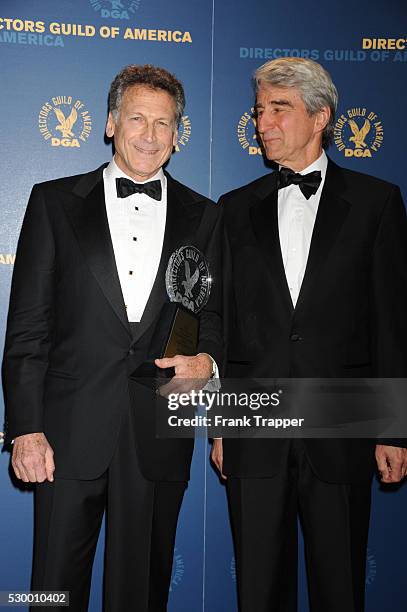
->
31;405;186;612
227;440;372;612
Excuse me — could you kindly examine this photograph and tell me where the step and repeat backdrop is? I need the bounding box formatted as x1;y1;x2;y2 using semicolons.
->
0;1;406;610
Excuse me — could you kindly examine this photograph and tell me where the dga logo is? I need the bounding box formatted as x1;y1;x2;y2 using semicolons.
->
170;548;184;591
174;116;191;153
89;0;142;19
237;108;262;156
166;245;212;314
366;548;377;586
38;96;92;148
334;108;383;158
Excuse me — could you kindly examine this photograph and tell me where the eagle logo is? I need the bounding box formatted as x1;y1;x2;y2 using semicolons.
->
53;107;78;138
182;261;199;298
348;118;371;149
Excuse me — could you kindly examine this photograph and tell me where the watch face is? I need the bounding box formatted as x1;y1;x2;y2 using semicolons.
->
165;245;212;314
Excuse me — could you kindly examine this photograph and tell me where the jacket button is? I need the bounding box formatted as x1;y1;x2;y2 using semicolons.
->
128;348;135;356
290;333;302;342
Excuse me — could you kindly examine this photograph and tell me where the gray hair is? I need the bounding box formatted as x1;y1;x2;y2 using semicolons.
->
108;64;185;127
254;57;338;148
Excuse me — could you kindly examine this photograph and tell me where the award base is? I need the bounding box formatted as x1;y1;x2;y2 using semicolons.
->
162;302;199;358
130;302;199;387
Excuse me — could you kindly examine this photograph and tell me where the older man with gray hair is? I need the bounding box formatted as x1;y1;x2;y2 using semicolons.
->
212;57;407;611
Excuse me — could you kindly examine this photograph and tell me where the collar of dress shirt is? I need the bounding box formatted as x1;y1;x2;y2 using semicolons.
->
279;150;328;194
104;157;166;194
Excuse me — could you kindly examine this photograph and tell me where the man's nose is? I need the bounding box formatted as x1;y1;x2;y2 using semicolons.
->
142;122;156;141
257;113;274;134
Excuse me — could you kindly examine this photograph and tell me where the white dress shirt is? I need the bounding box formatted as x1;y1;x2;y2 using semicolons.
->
104;158;219;385
104;159;166;322
278;151;328;307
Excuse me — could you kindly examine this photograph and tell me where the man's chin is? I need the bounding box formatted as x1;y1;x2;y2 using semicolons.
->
263;146;280;163
127;164;160;181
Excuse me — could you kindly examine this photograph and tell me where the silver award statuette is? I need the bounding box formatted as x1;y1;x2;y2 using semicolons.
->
129;245;212;384
162;245;212;357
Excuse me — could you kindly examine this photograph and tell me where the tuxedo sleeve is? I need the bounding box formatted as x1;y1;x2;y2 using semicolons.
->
2;185;55;444
370;185;407;446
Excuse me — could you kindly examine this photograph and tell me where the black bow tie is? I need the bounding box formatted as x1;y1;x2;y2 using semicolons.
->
116;177;162;201
277;167;322;200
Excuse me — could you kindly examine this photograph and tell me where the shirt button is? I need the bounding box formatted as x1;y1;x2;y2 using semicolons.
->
290;333;302;342
129;271;133;275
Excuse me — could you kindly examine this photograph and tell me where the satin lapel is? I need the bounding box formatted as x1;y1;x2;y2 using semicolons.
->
250;173;294;313
63;175;131;336
295;161;351;312
130;176;192;344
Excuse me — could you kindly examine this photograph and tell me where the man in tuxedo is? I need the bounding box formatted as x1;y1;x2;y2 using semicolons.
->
212;57;407;611
3;64;222;611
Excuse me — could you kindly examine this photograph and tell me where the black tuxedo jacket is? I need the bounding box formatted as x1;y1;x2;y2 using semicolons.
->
220;159;407;483
2;164;222;481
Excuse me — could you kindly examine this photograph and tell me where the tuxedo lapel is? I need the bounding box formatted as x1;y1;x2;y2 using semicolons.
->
130;173;195;344
63;166;205;344
63;166;131;337
250;172;294;313
295;161;352;311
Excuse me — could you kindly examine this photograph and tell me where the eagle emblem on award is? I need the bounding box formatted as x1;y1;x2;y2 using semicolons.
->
130;245;212;382
162;245;212;357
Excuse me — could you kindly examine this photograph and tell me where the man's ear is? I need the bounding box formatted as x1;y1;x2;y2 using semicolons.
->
172;128;178;148
106;112;115;138
314;106;330;136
